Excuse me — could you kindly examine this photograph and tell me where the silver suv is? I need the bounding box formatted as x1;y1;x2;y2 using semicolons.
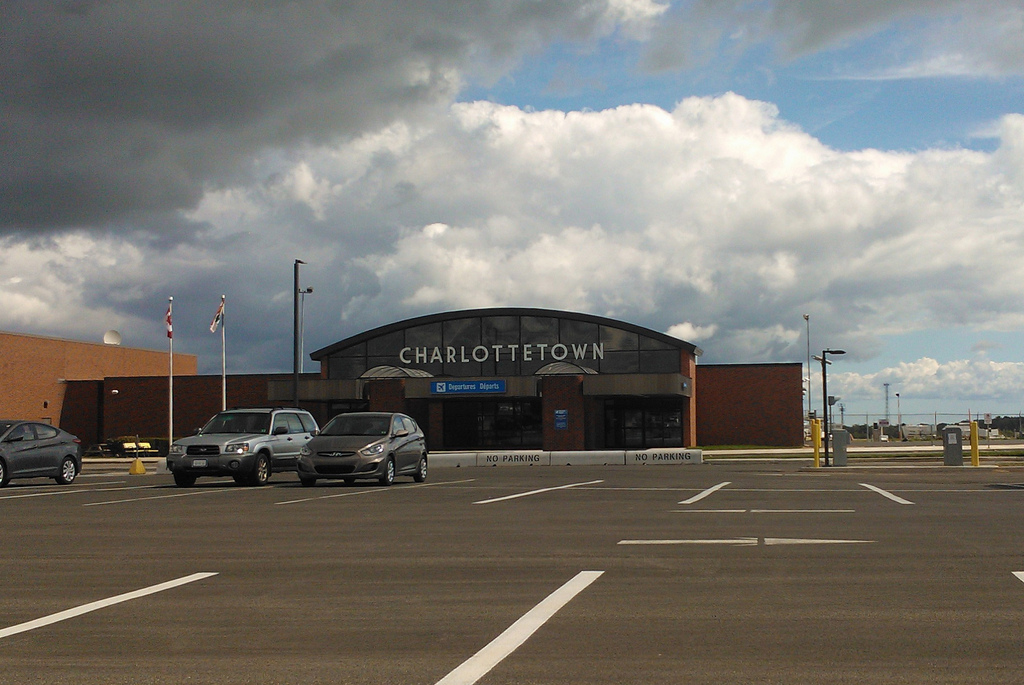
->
167;408;318;487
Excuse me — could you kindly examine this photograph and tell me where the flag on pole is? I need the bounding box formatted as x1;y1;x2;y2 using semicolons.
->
210;297;225;333
165;302;173;339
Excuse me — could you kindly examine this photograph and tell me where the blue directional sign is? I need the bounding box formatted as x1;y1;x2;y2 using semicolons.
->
430;380;507;395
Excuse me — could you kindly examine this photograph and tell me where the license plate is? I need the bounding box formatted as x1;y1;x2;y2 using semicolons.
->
191;459;207;467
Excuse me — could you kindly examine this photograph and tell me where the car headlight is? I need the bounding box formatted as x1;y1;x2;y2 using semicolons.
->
359;442;386;457
300;445;311;456
169;444;185;455
224;442;250;455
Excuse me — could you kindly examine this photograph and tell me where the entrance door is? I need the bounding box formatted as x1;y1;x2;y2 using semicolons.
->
604;399;684;449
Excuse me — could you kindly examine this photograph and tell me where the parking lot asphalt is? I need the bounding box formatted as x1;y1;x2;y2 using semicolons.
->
3;462;1024;684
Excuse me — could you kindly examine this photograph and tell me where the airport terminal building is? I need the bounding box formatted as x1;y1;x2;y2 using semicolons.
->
267;308;802;451
52;307;802;450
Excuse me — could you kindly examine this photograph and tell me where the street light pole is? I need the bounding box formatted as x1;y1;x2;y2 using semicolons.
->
803;314;811;424
816;348;846;466
299;287;313;373
896;392;902;441
293;259;305;406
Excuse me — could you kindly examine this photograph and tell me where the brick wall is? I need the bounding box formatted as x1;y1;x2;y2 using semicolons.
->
540;375;585;451
99;374;286;443
695;363;803;447
1;331;196;429
366;379;406;413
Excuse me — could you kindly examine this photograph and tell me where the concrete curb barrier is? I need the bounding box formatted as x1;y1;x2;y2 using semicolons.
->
426;449;704;468
478;451;550;467
627;448;703;465
551;451;626;466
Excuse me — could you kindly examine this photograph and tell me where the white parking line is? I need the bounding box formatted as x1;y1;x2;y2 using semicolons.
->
473;480;603;505
435;570;604;685
1;484;159;502
671;509;855;514
276;478;477;505
83;487;243;507
0;572;217;640
860;483;915;505
1013;571;1024;584
678;481;730;505
618;537;873;546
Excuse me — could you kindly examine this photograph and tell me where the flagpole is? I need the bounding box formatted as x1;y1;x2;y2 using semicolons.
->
220;294;226;411
167;296;174;445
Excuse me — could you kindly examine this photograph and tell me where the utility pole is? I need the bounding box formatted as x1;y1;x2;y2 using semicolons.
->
293;259;305;406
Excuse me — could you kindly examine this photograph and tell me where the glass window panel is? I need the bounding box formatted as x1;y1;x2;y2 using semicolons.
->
367;331;405;356
481;316;520;346
334;342;366;357
640;335;676;350
600;351;639;374
521;316;558;343
405;323;442;348
560;319;599;344
329;356;366;379
601;326;638;351
639;350;681;373
444;318;481;347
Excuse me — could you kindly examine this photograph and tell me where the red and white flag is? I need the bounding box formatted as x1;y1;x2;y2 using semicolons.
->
210;297;224;333
165;303;173;339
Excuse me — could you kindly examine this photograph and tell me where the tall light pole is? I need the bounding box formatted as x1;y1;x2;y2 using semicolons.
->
815;348;846;466
803;314;811;422
293;259;305;406
299;287;313;373
895;392;902;441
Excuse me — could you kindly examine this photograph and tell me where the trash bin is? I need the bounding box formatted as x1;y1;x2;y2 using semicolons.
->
831;429;849;467
942;426;963;466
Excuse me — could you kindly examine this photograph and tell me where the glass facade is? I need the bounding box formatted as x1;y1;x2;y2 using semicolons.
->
325;313;685;380
443;399;543;449
603;398;685;448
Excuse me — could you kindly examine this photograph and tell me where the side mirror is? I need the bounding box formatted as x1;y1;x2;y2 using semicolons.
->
393;429;409;438
273;426;288;435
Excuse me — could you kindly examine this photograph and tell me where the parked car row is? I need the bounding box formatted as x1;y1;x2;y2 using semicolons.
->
0;420;82;487
166;408;428;488
0;409;428;490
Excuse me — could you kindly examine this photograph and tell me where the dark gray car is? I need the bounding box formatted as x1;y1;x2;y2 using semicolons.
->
296;412;427;487
0;420;82;487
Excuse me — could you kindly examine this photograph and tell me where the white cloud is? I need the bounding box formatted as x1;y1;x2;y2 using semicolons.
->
834;358;1024;404
667;322;718;342
2;92;1024;394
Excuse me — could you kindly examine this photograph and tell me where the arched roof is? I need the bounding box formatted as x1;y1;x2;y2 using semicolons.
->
310;307;701;360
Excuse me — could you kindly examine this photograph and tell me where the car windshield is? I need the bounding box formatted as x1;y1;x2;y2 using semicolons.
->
0;422;12;435
321;415;390;437
201;412;271;435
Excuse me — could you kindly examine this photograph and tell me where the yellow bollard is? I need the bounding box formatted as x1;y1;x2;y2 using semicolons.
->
970;421;980;467
129;458;147;475
812;419;821;468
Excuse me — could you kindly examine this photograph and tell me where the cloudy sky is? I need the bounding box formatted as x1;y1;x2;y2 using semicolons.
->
3;0;1024;421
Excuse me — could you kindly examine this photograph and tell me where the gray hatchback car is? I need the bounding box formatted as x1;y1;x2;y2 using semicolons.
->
296;412;427;486
0;420;82;487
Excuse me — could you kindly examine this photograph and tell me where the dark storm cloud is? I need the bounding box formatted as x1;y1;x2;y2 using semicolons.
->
0;0;620;232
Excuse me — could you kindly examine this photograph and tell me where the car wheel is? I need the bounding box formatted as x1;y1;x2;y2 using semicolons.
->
173;472;196;488
0;458;8;487
55;456;78;485
378;457;395;486
413;456;427;483
248;453;271;486
299;475;317;487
